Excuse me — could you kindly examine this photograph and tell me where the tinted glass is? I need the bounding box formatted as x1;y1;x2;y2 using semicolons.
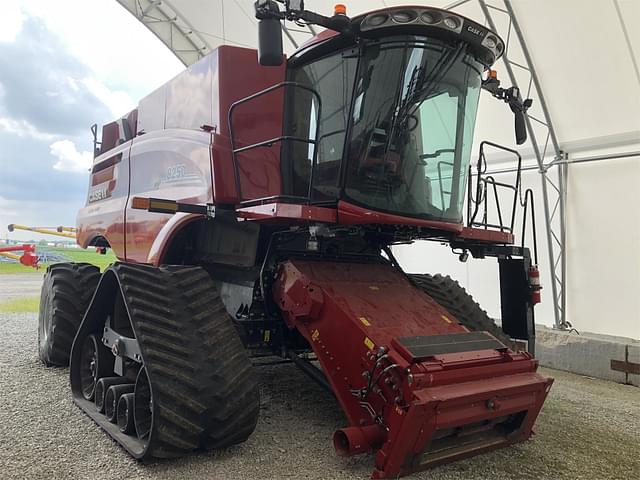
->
283;51;357;200
344;39;482;222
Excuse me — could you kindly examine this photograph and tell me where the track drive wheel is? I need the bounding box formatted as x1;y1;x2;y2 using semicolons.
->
38;263;101;366
69;263;260;459
410;273;512;345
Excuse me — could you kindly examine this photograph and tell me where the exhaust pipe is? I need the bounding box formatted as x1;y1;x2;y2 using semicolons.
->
333;425;386;456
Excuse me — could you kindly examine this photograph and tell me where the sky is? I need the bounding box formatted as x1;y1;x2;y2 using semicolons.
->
0;0;183;241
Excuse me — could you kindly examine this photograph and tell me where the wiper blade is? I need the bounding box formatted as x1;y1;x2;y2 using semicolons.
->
393;42;467;132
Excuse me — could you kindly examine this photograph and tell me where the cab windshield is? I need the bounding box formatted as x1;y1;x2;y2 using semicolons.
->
283;36;483;223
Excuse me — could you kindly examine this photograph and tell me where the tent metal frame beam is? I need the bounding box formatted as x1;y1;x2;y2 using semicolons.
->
117;0;212;66
480;150;640;176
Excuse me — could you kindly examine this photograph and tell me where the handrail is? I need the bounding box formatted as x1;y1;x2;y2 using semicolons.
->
467;140;538;262
228;81;323;204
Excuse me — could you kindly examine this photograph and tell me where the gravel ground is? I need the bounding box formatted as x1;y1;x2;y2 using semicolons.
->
0;273;44;301
1;312;638;480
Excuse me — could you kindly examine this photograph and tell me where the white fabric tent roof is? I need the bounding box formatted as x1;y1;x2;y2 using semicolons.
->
115;0;640;157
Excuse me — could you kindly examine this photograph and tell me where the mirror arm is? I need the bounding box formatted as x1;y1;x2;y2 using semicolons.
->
255;0;352;33
482;76;533;145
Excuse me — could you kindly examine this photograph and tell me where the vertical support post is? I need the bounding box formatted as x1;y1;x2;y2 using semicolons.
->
559;161;568;324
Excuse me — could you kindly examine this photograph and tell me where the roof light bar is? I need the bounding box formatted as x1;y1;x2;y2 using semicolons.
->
359;7;505;64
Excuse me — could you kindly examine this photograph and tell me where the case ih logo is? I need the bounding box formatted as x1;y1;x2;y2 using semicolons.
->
88;181;114;203
467;25;484;36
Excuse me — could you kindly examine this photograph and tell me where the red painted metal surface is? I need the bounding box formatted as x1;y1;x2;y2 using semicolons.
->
78;45;285;262
217;46;286;203
273;260;552;478
338;200;464;232
77;141;131;260
236;202;337;223
457;226;514;244
125;129;213;263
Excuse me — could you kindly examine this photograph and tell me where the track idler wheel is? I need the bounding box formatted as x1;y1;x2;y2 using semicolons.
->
133;367;152;441
105;384;134;423
79;334;112;401
117;393;135;434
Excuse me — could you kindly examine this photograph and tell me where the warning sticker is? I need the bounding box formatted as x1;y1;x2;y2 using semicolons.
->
359;316;371;327
364;337;375;350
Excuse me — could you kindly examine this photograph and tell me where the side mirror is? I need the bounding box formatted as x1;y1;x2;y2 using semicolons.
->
256;0;283;66
514;109;527;145
258;18;283;66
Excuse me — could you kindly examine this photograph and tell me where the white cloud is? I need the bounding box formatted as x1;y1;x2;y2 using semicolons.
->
49;140;92;173
18;0;183;97
0;117;56;141
82;77;136;118
0;3;25;42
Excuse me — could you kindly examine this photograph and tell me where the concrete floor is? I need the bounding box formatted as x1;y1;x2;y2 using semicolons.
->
0;312;638;480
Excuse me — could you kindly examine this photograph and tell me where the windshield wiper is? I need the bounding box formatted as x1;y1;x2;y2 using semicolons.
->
391;42;467;138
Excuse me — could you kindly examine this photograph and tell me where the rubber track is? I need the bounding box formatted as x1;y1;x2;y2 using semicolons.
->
113;263;259;457
409;273;512;345
38;262;100;366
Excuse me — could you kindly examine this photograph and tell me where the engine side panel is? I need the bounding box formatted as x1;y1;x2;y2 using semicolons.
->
125;129;213;263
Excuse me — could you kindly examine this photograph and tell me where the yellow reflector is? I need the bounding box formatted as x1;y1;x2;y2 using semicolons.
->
364;337;375;350
131;197;150;210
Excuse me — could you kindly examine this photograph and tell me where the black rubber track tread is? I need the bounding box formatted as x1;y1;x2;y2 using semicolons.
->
112;263;260;458
409;273;512;345
38;262;101;366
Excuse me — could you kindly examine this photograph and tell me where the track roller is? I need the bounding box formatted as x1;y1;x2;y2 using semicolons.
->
95;377;130;414
69;263;260;459
117;393;135;434
105;384;134;423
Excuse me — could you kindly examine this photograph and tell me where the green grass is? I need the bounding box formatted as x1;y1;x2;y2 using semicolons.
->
49;247;116;270
0;296;40;313
0;247;116;274
0;262;42;274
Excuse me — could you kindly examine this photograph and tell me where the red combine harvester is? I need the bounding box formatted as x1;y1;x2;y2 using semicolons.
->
37;2;551;478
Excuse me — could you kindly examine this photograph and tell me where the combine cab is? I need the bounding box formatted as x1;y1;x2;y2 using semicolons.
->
38;3;552;478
